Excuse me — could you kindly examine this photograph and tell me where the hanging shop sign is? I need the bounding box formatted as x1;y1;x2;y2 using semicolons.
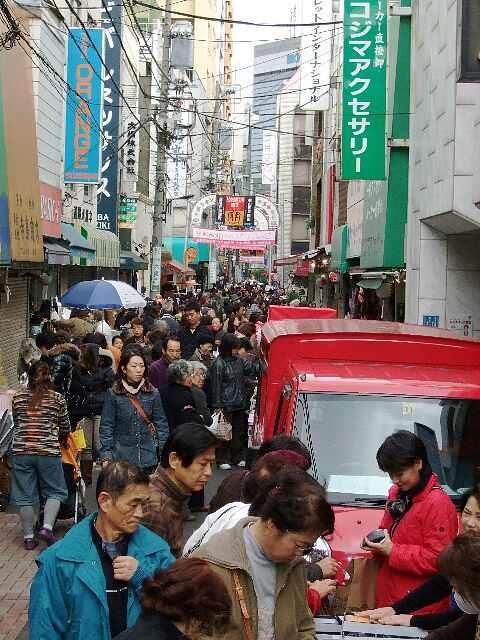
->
214;195;255;228
300;0;333;111
40;183;62;238
97;2;122;234
0;63;9;264
341;0;388;180
217;241;267;250
64;28;104;185
0;34;43;262
123;117;139;180
192;227;276;245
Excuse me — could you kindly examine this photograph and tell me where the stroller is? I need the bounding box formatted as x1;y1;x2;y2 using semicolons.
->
0;410;14;511
56;432;87;524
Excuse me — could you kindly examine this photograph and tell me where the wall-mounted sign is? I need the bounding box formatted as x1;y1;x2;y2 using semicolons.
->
341;0;388;180
448;315;472;337
423;315;440;328
214;195;255;228
64;28;104;184
300;0;333;111
40;182;62;238
97;2;122;234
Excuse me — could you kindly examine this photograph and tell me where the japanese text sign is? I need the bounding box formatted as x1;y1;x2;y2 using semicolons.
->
214;195;255;228
341;0;388;180
64;29;104;184
97;1;122;234
300;0;332;111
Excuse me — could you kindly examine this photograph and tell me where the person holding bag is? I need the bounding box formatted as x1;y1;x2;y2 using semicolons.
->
211;334;258;470
99;349;169;473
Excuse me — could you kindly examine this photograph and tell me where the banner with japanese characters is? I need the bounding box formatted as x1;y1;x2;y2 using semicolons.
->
341;0;388;180
214;196;255;228
300;0;332;111
97;1;122;234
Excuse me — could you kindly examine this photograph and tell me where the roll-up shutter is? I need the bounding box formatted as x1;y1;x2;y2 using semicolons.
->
0;277;29;388
68;266;95;288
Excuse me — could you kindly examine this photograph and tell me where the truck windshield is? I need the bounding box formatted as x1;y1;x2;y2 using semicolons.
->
293;393;480;505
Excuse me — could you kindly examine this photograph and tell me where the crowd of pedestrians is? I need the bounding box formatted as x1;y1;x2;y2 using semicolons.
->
5;282;480;639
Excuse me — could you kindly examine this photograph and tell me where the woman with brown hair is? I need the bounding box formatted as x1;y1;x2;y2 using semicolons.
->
113;557;232;640
11;360;70;549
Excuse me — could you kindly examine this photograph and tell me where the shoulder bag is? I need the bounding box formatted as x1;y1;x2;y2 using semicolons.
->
126;395;160;459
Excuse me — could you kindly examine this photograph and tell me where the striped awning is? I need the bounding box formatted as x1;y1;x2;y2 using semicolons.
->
61;223;95;266
80;226;120;268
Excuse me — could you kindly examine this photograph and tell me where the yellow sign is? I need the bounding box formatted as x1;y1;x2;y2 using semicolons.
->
0;22;43;262
184;247;197;264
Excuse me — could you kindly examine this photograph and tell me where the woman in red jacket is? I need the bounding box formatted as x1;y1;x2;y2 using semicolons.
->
362;430;458;616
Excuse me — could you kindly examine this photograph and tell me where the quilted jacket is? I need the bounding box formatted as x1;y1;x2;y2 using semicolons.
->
375;473;458;614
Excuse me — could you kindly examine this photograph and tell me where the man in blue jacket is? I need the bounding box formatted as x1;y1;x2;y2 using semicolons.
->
29;461;175;640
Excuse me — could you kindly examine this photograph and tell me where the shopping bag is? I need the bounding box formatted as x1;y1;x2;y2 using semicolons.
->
209;411;232;441
332;556;382;614
72;427;86;450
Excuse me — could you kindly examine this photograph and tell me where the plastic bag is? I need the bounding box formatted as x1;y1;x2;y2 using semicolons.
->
208;411;232;441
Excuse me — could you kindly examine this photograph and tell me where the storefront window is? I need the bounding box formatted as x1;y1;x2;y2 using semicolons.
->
460;0;480;80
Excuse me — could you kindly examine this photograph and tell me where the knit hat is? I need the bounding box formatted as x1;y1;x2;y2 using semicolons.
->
255;449;310;472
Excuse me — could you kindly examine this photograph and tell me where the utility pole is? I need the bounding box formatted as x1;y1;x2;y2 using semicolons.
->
151;0;172;295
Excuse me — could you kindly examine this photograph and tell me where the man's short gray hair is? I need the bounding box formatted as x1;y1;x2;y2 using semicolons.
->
190;361;207;374
161;301;174;314
167;359;192;384
153;319;169;333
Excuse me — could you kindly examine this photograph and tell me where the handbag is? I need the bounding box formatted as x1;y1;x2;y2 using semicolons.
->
210;411;233;441
332;556;382;613
126;395;161;459
232;570;254;640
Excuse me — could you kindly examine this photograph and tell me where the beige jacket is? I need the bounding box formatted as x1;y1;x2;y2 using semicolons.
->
191;517;316;640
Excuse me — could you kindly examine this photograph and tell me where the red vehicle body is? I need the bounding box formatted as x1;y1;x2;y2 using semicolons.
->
253;318;480;566
267;305;337;321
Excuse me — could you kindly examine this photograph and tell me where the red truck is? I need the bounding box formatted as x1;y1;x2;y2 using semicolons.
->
253;317;480;566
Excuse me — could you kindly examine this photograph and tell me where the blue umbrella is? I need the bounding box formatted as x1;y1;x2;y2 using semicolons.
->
60;279;146;309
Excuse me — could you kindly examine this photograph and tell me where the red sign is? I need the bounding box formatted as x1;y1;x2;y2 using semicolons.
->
214;195;255;227
40;182;62;238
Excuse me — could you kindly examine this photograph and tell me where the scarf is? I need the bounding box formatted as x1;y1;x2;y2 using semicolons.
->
386;463;433;534
121;378;145;395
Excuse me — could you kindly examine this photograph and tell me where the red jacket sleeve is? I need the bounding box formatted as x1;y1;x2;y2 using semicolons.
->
307;587;321;616
387;499;458;576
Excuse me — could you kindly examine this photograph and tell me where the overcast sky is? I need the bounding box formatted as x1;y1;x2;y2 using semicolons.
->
232;0;297;96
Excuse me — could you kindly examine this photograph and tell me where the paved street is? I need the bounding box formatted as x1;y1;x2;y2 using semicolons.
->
3;465;230;639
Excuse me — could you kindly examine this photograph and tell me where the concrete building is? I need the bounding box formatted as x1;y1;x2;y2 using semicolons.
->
405;0;480;337
251;37;301;196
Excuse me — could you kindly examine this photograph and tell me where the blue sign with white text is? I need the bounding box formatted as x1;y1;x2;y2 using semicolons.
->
97;1;122;235
64;28;104;184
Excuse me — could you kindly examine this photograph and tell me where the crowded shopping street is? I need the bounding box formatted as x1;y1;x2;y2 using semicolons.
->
2;0;480;638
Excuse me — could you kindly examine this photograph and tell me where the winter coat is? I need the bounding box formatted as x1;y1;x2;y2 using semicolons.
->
425;614;477;640
191;384;212;427
141;465;191;558
99;379;169;470
147;356;169;389
45;343;87;419
375;473;458;613
184;502;250;555
189;348;213;374
159;383;204;431
29;513;175;640
209;469;248;511
159;314;181;334
211;355;258;411
177;323;214;360
113;612;185;640
191;518;316;640
79;366;115;416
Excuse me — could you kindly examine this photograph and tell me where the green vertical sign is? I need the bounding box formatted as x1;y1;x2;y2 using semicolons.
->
0;63;10;264
342;0;388;180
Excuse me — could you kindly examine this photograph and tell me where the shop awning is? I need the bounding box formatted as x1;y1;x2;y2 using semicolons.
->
273;253;303;267
164;259;195;274
43;240;71;266
61;223;95;264
294;260;310;277
81;226;120;268
120;250;148;270
330;225;349;273
356;278;384;289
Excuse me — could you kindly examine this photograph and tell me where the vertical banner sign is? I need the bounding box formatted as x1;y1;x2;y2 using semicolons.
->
0;64;10;264
97;1;122;234
64;29;104;184
300;0;333;111
341;0;388;180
